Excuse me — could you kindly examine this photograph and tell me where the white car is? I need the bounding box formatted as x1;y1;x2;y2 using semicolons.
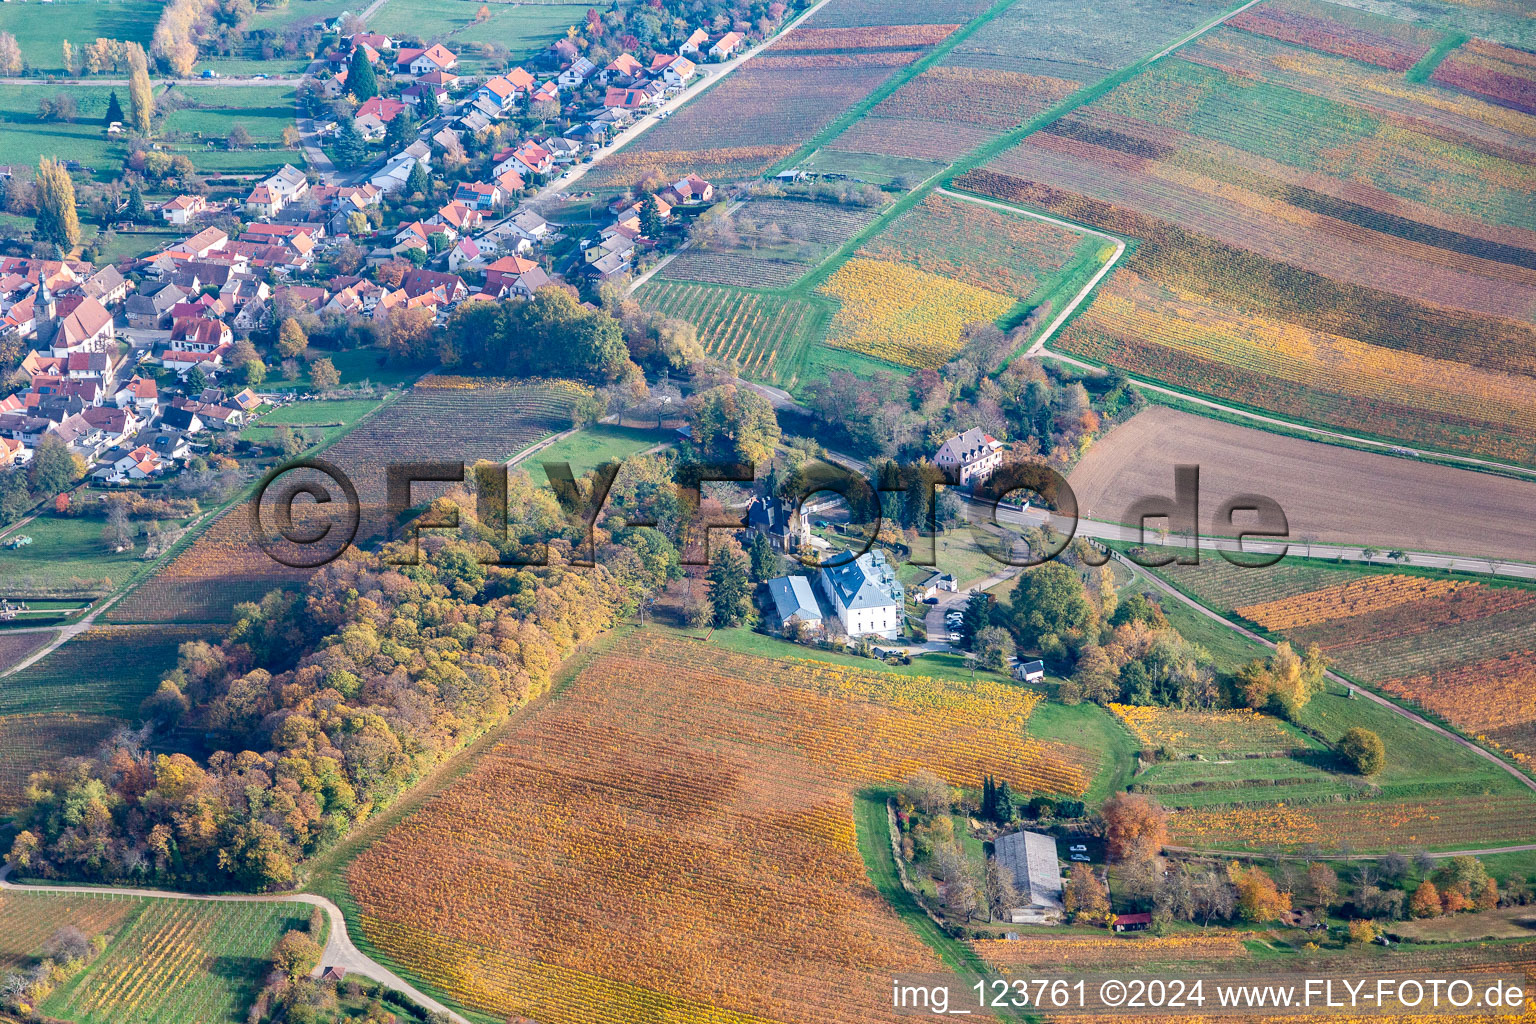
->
1071;853;1091;862
948;632;962;642
1070;844;1087;852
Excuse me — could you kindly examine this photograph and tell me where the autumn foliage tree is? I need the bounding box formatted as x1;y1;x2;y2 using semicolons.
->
1101;792;1168;862
1237;641;1327;719
127;42;154;134
1410;879;1442;918
1063;862;1110;924
34;157;81;249
1229;863;1292;923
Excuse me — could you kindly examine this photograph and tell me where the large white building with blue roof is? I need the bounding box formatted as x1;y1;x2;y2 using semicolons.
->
816;549;904;639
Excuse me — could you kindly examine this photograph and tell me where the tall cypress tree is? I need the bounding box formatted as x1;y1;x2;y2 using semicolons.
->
348;46;378;101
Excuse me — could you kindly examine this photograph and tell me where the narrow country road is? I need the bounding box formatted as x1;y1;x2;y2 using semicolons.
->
1166;843;1536;862
0;866;469;1024
0;590;125;679
1120;552;1536;798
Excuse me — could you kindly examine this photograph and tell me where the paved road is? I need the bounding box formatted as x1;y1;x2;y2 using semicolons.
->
0;865;469;1023
1121;551;1536;798
1166;843;1536;862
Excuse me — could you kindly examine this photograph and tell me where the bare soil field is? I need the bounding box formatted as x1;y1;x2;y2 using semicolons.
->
1067;407;1536;562
0;631;52;676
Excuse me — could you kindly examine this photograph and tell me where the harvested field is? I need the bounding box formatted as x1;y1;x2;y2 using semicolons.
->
1067;408;1536;564
802;0;996;29
1109;704;1308;756
768;24;959;50
108;382;579;624
659;197;883;287
944;0;1234;81
0;892;137;972
1433;38;1536;116
659;252;806;288
0;631;51;675
859;191;1087;299
1227;0;1437;70
1235;576;1477;630
871;66;1080;130
1384;651;1536;764
0;626;207;719
583;58;913;187
826;115;1000;161
960;18;1536;462
975;932;1251;970
349;630;1085;1024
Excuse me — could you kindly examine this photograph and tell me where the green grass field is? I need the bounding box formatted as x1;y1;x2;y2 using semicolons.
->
0;0;160;75
0;512;181;599
41;897;316;1024
1026;698;1137;805
239;397;386;447
370;0;587;66
522;423;666;486
159;85;299;145
1134;756;1357;809
0;84;129;173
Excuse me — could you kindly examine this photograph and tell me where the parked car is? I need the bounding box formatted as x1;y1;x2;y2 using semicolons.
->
1071;853;1091;862
948;632;962;642
1070;844;1087;852
923;596;939;605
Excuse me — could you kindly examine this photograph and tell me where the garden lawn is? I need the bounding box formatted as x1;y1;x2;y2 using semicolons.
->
159;84;299;144
522;424;666;486
239;397;386;447
0;512;169;599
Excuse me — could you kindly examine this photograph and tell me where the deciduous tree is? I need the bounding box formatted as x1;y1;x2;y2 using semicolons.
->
127;43;154;134
1338;727;1385;776
33;157;81;249
1101;792;1168;862
1063;862;1110;923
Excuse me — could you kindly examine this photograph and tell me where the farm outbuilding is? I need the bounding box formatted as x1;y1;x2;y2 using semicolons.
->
993;830;1064;924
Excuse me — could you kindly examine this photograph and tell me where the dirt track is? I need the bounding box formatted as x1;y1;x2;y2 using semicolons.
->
1068;407;1536;563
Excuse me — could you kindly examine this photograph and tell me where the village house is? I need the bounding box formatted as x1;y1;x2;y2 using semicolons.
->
453;181;502;210
556;56;596;88
160;194;206;226
710;32;746;59
993;831;1064;924
397;42;457;76
1015;659;1046;683
245;165;309;218
82;265;129;305
604;83;663;110
401;80;449;108
934;427;1004;488
55;296;115;353
481;255;550;298
125;281;185;329
679;28;709;55
447;237;483;272
650;53;697;87
766;575;823;633
660;173;715;206
600;53;644;85
182;226;230;259
400;269;467;303
817;549;903;639
114;375;159;416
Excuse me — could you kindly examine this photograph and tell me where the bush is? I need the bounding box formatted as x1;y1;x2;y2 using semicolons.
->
1339;727;1385;776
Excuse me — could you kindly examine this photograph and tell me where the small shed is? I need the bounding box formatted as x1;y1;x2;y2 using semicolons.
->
1015;659;1045;682
1111;912;1152;932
